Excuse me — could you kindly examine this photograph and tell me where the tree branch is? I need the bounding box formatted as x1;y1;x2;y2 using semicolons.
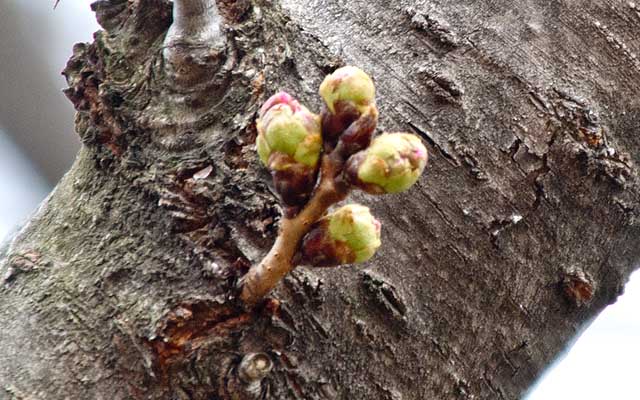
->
240;154;349;306
163;0;227;87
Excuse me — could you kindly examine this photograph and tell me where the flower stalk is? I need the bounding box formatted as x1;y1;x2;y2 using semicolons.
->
240;154;348;306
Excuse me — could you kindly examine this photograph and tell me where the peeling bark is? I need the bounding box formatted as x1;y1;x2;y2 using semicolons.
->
1;0;640;399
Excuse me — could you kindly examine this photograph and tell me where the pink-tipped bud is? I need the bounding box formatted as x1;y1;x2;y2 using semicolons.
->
259;91;301;118
256;92;323;212
256;92;322;169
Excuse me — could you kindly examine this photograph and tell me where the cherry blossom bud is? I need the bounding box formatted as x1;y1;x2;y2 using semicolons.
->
344;133;428;194
256;92;322;169
319;66;376;115
319;66;378;152
300;204;381;267
256;92;322;212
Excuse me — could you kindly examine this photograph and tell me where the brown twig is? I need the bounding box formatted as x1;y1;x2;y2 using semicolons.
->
240;154;348;306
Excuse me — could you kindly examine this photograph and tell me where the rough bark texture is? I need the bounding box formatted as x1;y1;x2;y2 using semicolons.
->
2;0;640;399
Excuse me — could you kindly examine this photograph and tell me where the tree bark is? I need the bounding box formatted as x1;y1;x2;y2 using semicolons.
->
2;0;639;399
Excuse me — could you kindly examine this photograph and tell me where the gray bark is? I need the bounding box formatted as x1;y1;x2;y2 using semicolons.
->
1;0;639;399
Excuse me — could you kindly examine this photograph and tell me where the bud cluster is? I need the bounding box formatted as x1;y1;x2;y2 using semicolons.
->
243;66;430;304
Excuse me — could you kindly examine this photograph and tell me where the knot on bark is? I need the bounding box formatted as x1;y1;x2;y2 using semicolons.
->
163;0;237;89
225;353;273;400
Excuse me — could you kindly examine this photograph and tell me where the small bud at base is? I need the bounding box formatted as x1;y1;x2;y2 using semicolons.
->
328;204;381;263
300;204;381;267
334;107;378;157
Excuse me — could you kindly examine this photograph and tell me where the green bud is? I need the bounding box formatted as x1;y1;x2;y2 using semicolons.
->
319;66;376;115
256;92;323;214
345;133;428;194
300;204;381;267
256;92;322;169
329;205;382;263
